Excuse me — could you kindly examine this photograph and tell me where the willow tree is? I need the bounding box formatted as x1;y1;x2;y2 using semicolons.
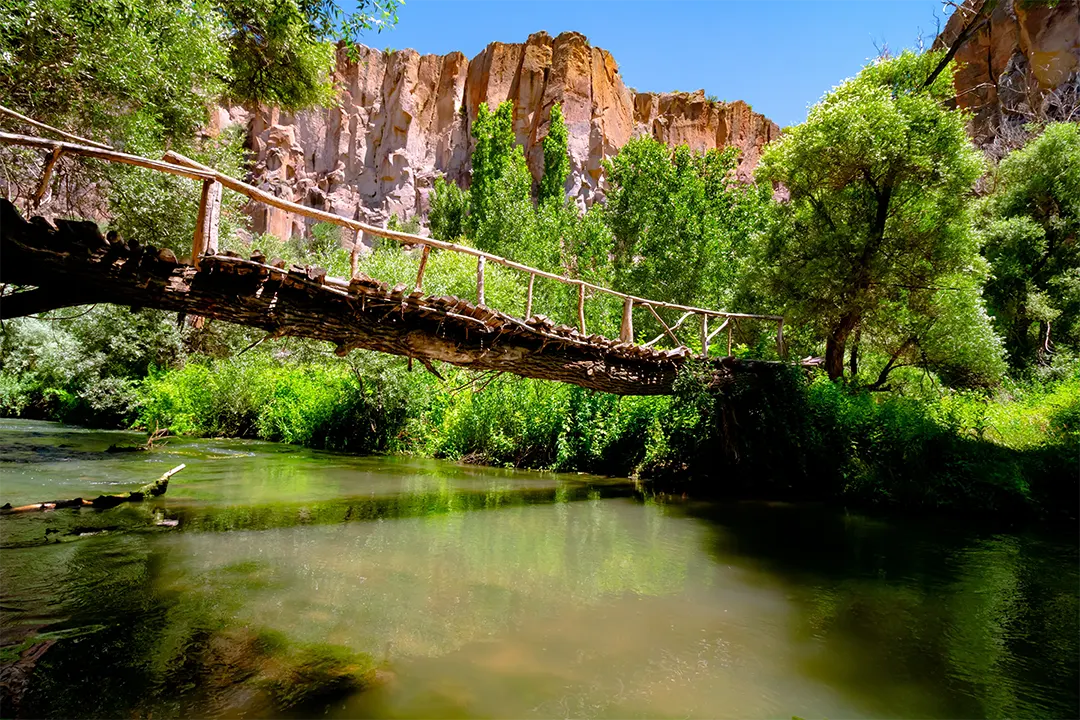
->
755;51;985;381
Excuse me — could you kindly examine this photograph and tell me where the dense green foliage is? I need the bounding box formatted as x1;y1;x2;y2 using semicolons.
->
604;138;766;309
0;0;227;148
428;176;469;242
467;101;532;244
113;346;1080;520
980;122;1080;368
0;0;402;134
755;51;996;384
0;307;182;426
538;103;570;206
223;0;399;108
0;0;399;254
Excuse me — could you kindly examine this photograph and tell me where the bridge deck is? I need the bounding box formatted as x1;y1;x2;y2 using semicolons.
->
0;200;786;395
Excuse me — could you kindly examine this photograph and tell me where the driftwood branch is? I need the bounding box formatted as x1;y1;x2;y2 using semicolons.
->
1;464;185;513
0;104;112;149
644;303;682;348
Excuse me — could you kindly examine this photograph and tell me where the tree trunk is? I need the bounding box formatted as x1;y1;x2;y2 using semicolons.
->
849;326;861;380
825;314;859;381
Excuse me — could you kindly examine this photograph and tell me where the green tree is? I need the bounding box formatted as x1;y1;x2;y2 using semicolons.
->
0;0;228;149
428;176;469;241
0;0;402;253
754;51;986;382
468;101;531;239
220;0;400;109
538;103;570;206
980;122;1080;368
0;0;402;145
604;137;764;309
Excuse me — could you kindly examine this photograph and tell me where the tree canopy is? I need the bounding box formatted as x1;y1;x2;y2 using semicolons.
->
538;103;570;206
980;122;1080;368
754;50;993;383
603;138;767;310
0;0;402;148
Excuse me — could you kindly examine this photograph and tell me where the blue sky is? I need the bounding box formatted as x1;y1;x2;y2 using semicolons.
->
365;0;953;128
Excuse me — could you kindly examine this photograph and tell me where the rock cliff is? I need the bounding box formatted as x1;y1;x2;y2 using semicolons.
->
934;0;1079;144
209;31;780;238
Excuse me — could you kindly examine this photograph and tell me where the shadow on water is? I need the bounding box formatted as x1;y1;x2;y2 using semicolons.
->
659;499;1080;720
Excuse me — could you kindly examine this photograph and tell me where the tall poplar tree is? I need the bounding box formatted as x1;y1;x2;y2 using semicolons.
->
539;104;570;206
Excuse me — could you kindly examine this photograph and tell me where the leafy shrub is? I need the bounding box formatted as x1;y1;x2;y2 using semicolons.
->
0;307;181;426
138;351;425;453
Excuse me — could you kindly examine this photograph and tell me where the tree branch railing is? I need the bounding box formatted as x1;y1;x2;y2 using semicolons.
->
0;125;786;359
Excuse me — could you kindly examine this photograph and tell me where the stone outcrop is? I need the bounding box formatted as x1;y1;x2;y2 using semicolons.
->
934;0;1079;144
208;31;780;239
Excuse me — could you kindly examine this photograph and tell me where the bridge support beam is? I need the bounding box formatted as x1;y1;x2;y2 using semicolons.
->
0;287;97;318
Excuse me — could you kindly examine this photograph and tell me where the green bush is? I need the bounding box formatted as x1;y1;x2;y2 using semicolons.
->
138;352;425;453
0;307;182;426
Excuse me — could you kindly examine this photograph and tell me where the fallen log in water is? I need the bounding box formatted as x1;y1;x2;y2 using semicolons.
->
0;464;185;513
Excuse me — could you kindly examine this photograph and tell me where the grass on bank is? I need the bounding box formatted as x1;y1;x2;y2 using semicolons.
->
0;297;1075;520
122;348;1078;520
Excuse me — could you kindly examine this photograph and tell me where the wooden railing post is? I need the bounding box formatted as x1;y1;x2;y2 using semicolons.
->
414;245;430;292
727;322;733;356
477;255;486;306
191;178;221;268
33;145;62;208
525;272;535;319
776;318;785;358
620;297;634;343
350;229;361;279
577;282;586;335
701;314;708;358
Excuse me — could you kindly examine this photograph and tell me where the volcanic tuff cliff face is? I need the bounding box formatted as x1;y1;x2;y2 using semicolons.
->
934;0;1079;143
209;31;781;239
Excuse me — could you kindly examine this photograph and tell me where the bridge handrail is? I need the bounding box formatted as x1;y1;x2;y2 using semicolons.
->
0;125;785;357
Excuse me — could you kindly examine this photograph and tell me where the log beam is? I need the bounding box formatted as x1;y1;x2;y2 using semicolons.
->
0;288;99;319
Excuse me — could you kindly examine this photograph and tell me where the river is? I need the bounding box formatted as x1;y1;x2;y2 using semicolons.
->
0;419;1076;719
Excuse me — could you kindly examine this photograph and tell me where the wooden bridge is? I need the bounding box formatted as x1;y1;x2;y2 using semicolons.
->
0;110;792;395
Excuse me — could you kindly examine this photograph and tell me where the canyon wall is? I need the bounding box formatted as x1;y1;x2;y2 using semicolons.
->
209;31;780;239
934;0;1079;144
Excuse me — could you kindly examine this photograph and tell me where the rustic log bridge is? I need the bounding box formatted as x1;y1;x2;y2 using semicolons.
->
0;200;789;395
0;120;792;394
0;464;185;514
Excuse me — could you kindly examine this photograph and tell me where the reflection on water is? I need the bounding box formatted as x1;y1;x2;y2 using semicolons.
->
0;419;1076;719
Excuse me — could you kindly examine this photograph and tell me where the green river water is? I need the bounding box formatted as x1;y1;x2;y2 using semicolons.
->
0;419;1076;719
